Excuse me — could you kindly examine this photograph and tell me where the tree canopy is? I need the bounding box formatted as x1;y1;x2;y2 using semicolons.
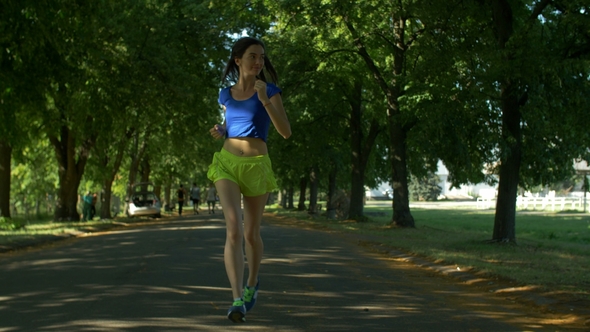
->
2;0;589;243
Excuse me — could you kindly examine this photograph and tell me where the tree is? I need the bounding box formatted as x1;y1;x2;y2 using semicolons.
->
409;173;442;202
0;0;48;218
334;1;433;227
416;0;590;242
267;0;391;220
7;0;268;221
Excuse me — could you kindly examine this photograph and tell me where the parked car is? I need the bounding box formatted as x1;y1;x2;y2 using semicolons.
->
126;182;161;218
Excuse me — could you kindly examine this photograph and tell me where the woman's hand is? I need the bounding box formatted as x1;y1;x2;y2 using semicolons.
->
209;124;225;139
254;79;269;104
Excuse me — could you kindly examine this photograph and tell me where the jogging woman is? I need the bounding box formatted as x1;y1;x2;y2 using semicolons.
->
207;36;291;323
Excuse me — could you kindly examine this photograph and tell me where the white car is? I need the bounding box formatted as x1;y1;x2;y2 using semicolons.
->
126;182;162;218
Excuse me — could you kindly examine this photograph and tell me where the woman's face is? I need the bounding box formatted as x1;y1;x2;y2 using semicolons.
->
235;44;265;77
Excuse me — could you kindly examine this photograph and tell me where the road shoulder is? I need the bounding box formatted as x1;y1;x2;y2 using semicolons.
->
263;212;590;330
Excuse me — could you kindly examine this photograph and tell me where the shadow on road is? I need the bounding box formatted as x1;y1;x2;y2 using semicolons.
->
0;215;586;331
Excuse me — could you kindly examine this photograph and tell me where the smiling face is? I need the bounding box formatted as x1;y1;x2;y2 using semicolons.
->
235;44;265;78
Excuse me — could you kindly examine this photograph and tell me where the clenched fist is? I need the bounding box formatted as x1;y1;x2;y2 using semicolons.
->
254;79;269;104
209;124;225;139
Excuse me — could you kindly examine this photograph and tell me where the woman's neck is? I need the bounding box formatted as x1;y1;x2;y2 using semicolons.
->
234;75;257;91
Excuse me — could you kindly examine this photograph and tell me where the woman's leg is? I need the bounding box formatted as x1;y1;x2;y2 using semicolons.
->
215;179;245;299
242;193;269;287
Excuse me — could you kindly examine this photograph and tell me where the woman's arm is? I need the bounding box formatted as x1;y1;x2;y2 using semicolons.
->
254;80;291;139
263;93;291;139
209;106;227;139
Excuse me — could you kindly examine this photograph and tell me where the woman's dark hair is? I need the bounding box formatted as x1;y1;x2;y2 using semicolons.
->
221;37;279;85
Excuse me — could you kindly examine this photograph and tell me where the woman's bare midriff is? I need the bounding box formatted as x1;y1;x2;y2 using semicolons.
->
223;137;268;157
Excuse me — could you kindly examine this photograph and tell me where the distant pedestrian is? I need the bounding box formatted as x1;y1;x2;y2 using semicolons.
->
206;183;217;214
90;193;98;219
190;183;201;214
82;192;93;221
177;184;188;216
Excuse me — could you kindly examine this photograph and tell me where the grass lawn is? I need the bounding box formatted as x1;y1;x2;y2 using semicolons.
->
0;215;123;248
264;203;590;301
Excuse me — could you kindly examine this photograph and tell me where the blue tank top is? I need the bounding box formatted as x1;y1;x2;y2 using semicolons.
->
218;83;281;143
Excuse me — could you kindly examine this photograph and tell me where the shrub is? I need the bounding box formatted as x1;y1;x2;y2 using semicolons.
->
0;217;23;230
409;172;442;201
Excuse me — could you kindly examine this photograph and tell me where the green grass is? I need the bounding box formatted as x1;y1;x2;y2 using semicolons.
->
265;205;590;300
0;215;124;247
0;210;179;248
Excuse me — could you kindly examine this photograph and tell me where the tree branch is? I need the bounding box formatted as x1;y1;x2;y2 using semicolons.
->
529;0;553;20
406;28;425;48
372;31;397;50
341;15;391;100
318;48;358;59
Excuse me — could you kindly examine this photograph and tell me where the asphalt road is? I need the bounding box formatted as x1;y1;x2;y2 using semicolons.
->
0;213;583;331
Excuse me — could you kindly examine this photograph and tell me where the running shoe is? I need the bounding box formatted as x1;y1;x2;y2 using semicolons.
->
227;299;246;323
243;278;259;312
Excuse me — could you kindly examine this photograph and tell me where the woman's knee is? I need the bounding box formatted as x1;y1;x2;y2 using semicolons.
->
243;229;262;247
226;228;243;246
225;218;243;245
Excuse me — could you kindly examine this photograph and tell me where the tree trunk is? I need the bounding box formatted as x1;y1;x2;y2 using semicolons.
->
164;183;172;210
343;10;414;227
279;189;286;208
101;178;116;220
140;157;150;183
389;15;414;228
493;102;521;242
308;166;319;214
491;90;521;242
297;177;307;211
490;0;521;243
50;125;94;221
348;81;365;220
101;145;126;219
389;121;414;227
348;80;381;220
0;140;11;218
154;184;161;202
287;185;294;209
100;129;132;219
326;163;337;219
101;181;114;220
125;132;148;213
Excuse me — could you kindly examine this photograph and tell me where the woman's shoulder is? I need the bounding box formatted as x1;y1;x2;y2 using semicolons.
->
266;83;282;97
218;86;232;104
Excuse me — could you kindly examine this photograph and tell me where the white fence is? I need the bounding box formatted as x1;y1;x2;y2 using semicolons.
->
476;189;496;209
477;195;584;211
516;196;583;211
